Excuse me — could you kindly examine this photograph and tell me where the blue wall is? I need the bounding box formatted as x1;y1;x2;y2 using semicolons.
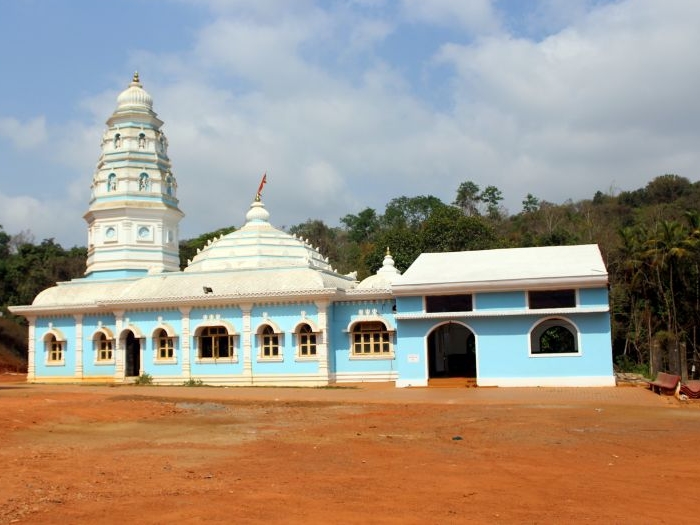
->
394;286;613;385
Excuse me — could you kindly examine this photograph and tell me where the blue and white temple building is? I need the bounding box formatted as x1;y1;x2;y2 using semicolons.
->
10;74;615;388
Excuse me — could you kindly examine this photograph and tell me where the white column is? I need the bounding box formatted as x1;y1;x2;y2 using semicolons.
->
241;303;253;383
74;314;83;378
315;300;330;383
179;306;191;378
26;317;36;382
114;311;124;380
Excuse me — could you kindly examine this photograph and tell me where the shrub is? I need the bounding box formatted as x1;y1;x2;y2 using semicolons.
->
134;373;153;385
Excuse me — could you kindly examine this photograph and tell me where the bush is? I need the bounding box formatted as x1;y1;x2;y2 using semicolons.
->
183;378;205;387
614;355;650;377
134;373;153;385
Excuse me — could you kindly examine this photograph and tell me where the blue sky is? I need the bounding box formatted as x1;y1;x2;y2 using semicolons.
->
1;0;699;248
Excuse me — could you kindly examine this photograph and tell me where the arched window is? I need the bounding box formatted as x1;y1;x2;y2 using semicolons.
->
138;133;146;148
530;318;579;355
297;324;317;357
113;133;121;148
352;321;392;356
165;174;174;196
155;328;175;360
107;173;117;192
45;334;64;363
260;325;280;358
196;326;234;359
139;173;149;191
95;332;114;361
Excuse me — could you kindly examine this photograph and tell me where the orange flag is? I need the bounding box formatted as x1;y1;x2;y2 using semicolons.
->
256;172;267;200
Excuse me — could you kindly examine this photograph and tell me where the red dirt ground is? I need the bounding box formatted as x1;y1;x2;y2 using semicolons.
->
1;373;699;524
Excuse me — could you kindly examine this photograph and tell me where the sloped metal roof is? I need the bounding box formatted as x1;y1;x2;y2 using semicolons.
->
393;244;608;294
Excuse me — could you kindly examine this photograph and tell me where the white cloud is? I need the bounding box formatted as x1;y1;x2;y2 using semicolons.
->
401;0;501;34
3;0;700;246
431;0;700;207
0;192;84;247
348;18;393;52
0;116;48;150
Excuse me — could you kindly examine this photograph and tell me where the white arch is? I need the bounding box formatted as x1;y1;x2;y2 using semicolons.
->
423;321;479;380
151;323;177;338
528;316;580;355
292;318;319;333
91;327;114;340
42;328;66;343
346;316;395;333
120;324;145;339
192;319;237;336
256;320;283;334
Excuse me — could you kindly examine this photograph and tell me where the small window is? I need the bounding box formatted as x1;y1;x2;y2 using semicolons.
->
260;325;280;358
529;290;576;309
138;133;146;148
530;318;579;355
297;324;317;357
107;173;117;192
352;322;392;355
426;295;473;313
197;326;234;359
155;329;175;360
46;335;64;363
113;133;121;148
139;173;149;191
96;332;114;361
166;174;174;196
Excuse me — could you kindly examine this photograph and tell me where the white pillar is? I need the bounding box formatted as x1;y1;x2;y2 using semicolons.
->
179;306;191;378
26;317;36;382
74;314;83;379
315;300;330;384
241;303;253;383
114;311;124;380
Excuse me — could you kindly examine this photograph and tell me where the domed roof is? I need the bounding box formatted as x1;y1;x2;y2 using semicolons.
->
184;199;337;273
357;249;402;289
115;72;153;111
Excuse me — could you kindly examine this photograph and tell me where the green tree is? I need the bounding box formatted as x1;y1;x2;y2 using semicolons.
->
382;195;444;230
522;193;540;213
454;181;481;216
480;185;504;220
340;208;379;244
420;205;498;253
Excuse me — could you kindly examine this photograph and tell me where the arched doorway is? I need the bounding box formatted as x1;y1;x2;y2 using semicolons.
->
124;331;141;377
427;323;476;378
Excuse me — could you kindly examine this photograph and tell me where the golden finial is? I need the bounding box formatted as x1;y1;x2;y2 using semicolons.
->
132;71;140;83
386;247;391;256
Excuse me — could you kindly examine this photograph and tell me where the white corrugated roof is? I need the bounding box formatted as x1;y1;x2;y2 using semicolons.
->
393;244;607;293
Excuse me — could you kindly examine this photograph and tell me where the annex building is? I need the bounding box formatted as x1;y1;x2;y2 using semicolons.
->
10;74;615;388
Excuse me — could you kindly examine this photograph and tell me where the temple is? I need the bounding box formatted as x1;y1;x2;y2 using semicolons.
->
9;75;615;387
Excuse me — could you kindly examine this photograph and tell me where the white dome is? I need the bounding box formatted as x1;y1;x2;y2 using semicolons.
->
116;72;153;111
185;200;336;273
357;249;402;289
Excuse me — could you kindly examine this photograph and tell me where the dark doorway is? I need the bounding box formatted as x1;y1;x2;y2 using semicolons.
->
427;323;476;378
124;331;141;377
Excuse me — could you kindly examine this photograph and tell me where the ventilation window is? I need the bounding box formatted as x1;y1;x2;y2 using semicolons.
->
529;290;576;309
426;295;473;313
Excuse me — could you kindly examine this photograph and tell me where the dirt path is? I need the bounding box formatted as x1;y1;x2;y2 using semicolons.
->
1;375;699;524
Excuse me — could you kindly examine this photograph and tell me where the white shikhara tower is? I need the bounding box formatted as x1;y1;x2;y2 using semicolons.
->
84;73;184;277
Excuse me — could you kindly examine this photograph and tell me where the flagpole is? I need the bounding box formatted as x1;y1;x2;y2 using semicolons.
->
256;172;267;201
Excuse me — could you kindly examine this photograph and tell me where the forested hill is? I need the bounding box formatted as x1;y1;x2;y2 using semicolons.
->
2;173;700;375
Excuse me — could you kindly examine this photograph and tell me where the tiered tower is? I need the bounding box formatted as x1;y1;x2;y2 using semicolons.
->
84;73;184;277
